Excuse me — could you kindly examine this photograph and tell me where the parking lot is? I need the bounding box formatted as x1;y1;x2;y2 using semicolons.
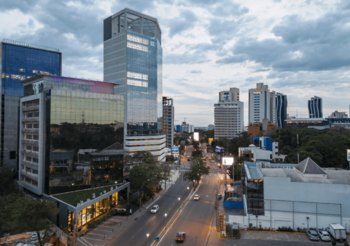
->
241;231;341;243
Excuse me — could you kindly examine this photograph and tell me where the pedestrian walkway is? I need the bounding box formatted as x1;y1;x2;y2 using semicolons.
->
78;188;169;246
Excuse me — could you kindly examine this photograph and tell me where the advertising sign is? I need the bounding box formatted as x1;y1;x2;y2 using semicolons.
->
171;146;180;155
347;149;350;161
194;132;199;141
222;156;234;166
215;146;224;153
208;138;213;144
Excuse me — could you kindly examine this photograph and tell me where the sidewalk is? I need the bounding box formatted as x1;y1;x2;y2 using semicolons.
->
78;188;169;246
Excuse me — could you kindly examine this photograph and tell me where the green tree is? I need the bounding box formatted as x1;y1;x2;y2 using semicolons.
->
0;166;18;198
3;195;59;246
183;157;209;187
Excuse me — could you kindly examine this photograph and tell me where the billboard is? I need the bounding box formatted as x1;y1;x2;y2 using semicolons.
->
347;149;350;161
194;132;199;141
222;156;234;166
208;138;213;144
171;146;179;155
215;146;224;153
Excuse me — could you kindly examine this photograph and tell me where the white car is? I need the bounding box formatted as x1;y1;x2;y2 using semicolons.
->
194;194;200;201
150;205;159;213
318;229;331;242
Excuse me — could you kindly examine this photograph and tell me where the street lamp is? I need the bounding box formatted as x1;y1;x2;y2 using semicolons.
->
164;213;167;222
146;233;149;245
178;197;181;201
187;186;189;190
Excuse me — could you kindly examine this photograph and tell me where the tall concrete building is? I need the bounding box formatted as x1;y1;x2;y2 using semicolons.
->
103;9;166;162
0;39;61;169
214;87;244;140
308;96;323;118
248;83;271;124
162;97;174;148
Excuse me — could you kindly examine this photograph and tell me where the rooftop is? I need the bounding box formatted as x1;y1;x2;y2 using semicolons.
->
53;184;123;206
261;168;350;184
2;39;60;52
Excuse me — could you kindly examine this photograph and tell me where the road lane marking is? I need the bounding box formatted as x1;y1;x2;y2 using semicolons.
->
78;238;90;246
81;237;103;241
146;196;161;209
138;227;143;232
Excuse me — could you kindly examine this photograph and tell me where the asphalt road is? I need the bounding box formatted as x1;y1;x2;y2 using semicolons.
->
158;158;221;246
104;173;192;246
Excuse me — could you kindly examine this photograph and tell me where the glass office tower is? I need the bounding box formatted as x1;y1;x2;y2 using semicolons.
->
0;40;61;169
275;93;288;128
308;96;323;118
103;9;166;161
19;75;124;195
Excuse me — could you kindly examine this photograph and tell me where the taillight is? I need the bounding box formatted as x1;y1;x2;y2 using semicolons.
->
181;238;183;240
175;237;178;240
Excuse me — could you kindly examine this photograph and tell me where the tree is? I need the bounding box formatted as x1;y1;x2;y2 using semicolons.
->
2;195;59;246
183;156;209;187
129;152;170;199
0;166;18;198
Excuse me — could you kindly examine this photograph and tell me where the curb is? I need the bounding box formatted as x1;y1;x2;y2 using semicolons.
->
242;230;305;235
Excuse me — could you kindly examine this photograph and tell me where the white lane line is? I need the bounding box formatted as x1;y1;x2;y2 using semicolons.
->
78;238;89;246
138;227;143;232
146;196;161;209
94;228;111;232
81;237;103;241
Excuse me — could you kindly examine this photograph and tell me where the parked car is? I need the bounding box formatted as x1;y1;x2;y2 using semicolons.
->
193;194;200;200
187;157;191;161
318;229;331;242
150;205;159;214
217;194;222;200
306;230;320;241
206;165;210;169
175;232;186;242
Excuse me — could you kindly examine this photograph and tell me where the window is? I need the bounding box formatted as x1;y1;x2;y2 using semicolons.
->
33;124;39;128
26;135;32;140
33;146;39;152
26;145;32;151
32;158;38;163
32;169;38;174
33;135;39;140
26;124;32;128
26;167;31;172
26;156;32;162
9;151;16;159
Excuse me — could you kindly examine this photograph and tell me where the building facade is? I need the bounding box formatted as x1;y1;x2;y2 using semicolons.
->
248;83;270;124
308;96;323;118
214;87;244;140
329;110;348;118
0;39;62;169
162;97;174;148
19;75;124;196
103;8;166;162
275;92;287;128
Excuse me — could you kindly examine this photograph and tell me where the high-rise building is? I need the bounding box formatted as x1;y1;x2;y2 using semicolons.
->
0;39;62;169
248;83;270;124
162;97;174;148
275;92;288;128
308;96;323;118
328;110;348;118
214;87;244;140
103;9;166;162
19;75;125;196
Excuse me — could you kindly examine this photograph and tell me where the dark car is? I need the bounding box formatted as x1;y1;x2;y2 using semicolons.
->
175;232;186;242
217;194;222;200
306;230;320;241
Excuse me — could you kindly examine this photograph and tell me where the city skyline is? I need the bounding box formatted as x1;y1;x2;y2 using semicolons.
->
0;0;349;126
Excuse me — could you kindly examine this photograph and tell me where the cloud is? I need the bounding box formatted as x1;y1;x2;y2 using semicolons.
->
167;9;198;37
187;70;201;74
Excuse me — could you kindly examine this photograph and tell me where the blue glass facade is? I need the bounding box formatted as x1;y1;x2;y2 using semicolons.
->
125;30;162;135
308;96;323;118
276;93;287;128
1;43;61;97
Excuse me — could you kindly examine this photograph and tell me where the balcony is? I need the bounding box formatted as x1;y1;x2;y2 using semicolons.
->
22;139;39;145
21;161;38;170
22;105;39;112
21;170;38;180
22;128;39;133
22;117;39;122
22;150;38;158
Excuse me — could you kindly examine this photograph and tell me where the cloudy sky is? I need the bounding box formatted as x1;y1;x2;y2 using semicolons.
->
1;0;350;126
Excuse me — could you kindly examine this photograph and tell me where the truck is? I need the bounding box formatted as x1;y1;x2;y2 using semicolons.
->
326;223;346;241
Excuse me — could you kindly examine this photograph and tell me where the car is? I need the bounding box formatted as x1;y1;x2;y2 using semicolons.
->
206;165;210;169
193;194;200;200
150;205;159;214
318;229;331;242
175;232;186;242
306;229;320;241
187;157;191;161
217;194;222;200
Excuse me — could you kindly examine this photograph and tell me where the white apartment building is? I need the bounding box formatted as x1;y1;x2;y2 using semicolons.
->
214;87;244;140
248;83;271;124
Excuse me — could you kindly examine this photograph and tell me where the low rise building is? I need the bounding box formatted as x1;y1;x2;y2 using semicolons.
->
229;158;350;232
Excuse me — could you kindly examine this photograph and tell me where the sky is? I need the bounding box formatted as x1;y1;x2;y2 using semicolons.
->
1;0;350;126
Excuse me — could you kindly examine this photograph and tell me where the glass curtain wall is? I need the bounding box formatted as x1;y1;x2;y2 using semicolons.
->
45;89;124;194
